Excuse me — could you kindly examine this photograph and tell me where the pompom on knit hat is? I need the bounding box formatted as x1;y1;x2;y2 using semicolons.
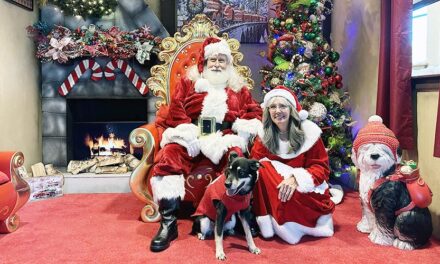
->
352;115;400;159
261;85;308;121
197;37;233;73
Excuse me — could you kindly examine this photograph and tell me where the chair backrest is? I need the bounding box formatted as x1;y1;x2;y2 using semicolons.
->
146;14;254;110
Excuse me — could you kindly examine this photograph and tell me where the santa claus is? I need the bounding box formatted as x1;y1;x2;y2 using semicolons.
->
149;37;263;252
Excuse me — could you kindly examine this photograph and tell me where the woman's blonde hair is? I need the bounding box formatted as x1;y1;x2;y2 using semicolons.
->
262;96;305;154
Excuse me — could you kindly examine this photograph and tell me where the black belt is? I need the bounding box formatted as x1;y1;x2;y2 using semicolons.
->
192;117;232;135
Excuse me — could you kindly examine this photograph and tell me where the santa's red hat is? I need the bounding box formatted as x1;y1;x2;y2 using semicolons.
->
197;37;233;73
261;85;308;120
353;115;400;159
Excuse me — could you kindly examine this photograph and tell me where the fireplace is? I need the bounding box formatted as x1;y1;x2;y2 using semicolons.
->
67;99;147;161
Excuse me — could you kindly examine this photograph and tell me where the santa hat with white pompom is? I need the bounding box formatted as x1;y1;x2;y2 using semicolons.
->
352;115;400;159
261;85;309;121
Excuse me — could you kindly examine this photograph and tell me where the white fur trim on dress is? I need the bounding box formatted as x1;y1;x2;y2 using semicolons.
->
232;118;263;136
200;85;228;124
277;119;322;159
186;65;246;93
150;175;185;202
160;123;199;148
259;159;328;194
329;183;344;205
199;132;246;164
256;214;334;244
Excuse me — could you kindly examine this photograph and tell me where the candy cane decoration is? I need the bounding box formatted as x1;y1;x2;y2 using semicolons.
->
58;59;103;96
104;60;148;95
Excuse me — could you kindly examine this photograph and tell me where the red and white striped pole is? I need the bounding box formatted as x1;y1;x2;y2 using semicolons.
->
58;59;103;96
104;59;148;95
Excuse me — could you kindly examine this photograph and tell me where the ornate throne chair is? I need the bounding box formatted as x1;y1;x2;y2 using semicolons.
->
0;151;31;233
129;14;254;222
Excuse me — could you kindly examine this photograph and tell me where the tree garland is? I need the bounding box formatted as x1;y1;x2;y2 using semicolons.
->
39;0;118;18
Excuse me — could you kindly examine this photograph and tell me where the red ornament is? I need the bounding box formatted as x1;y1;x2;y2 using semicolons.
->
328;76;335;85
292;27;298;33
335;74;343;83
300;22;309;32
321;80;329;89
336;82;343;89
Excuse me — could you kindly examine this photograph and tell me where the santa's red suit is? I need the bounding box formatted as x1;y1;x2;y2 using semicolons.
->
250;119;335;244
193;174;251;221
150;67;262;202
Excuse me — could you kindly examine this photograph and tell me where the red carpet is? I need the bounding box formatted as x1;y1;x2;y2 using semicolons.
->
1;192;439;263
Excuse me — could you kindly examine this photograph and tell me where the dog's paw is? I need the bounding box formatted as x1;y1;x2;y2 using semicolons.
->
216;251;227;261
249;247;261;255
197;233;205;240
393;239;415;250
224;228;235;236
357;220;372;233
368;229;393;246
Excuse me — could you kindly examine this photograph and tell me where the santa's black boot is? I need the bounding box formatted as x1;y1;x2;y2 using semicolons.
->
150;198;180;252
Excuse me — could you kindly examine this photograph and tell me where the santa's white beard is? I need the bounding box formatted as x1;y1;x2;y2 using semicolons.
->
203;66;232;87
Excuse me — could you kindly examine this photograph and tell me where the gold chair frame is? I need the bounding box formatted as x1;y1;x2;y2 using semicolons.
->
129;14;253;222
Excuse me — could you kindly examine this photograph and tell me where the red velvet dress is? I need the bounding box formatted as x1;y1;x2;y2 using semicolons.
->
250;136;335;227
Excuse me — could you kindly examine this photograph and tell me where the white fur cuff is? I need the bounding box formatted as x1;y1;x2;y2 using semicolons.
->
150;175;185;202
291;167;317;193
160;123;200;148
199;133;246;164
232;118;263;137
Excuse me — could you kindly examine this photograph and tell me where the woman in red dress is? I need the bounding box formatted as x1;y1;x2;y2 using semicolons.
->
251;85;336;244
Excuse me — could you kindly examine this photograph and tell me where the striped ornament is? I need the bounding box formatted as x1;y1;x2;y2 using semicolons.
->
58;59;103;96
104;59;148;95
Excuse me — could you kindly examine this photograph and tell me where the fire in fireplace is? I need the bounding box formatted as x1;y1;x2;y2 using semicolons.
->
85;132;128;157
67;99;148;161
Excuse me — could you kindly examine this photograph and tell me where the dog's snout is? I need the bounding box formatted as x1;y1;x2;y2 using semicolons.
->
370;154;380;160
224;181;232;188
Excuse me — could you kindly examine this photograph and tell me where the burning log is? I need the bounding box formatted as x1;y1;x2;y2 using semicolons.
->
95;165;129;174
67;159;98;175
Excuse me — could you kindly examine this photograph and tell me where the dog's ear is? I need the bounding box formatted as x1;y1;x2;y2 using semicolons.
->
228;151;239;163
351;148;358;167
396;146;402;164
249;160;262;171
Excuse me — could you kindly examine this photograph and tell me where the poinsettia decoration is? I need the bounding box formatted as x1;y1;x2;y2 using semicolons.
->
27;22;162;64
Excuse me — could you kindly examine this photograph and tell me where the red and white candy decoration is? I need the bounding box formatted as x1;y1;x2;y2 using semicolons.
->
104;60;148;95
58;59;103;96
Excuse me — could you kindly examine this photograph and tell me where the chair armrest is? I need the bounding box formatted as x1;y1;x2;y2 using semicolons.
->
129;123;161;222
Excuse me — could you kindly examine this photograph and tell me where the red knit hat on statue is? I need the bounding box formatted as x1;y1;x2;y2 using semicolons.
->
197;37;233;73
353;115;400;159
261;85;309;121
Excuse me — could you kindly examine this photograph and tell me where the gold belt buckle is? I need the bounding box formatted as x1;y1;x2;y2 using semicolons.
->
198;117;216;136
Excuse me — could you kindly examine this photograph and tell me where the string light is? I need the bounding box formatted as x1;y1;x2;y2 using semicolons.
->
40;0;117;18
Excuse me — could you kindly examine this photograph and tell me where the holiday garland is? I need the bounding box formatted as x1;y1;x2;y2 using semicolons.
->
27;22;161;64
39;0;118;18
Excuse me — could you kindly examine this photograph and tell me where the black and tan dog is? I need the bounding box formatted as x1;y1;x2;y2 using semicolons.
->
192;151;261;260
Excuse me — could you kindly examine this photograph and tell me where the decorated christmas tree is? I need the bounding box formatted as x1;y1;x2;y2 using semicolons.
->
261;0;356;187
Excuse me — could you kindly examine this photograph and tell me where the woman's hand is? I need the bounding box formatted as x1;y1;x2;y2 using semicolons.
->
277;176;298;202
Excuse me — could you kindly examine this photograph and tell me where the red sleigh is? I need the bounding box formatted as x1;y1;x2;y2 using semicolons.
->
0;151;31;233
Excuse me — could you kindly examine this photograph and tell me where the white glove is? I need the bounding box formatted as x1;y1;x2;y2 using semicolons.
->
186;139;200;157
238;131;251;144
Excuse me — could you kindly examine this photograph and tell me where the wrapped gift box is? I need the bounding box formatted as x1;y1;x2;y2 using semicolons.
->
25;175;64;201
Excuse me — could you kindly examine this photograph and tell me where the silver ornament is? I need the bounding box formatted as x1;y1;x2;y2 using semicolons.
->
309;102;327;122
